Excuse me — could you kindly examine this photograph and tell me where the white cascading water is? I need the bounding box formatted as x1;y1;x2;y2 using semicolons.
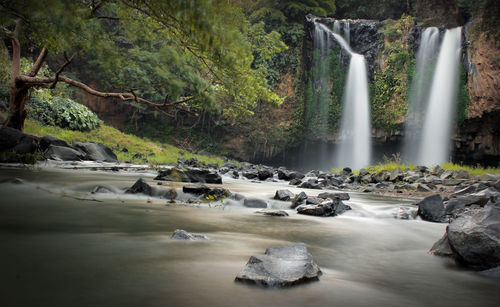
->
416;27;462;166
403;27;440;163
315;21;371;169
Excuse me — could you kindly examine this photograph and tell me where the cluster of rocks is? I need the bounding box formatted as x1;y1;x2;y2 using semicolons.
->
0;126;118;163
413;183;500;273
275;189;351;217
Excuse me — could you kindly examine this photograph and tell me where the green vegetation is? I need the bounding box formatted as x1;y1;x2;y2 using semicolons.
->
27;96;100;131
23;118;225;166
371;15;414;131
336;161;500;176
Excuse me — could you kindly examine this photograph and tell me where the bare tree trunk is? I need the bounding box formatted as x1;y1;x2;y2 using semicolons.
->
4;19;28;131
7;86;29;131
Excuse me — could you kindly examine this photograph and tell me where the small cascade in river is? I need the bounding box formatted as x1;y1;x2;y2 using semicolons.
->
403;27;440;163
416;27;462;166
314;20;371;169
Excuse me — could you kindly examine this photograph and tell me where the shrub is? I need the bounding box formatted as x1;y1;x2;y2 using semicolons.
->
26;96;100;131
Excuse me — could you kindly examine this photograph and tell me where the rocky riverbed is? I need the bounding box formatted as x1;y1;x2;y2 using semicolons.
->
1;128;499;302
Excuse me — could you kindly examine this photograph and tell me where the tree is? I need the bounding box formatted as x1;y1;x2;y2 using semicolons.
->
0;0;285;131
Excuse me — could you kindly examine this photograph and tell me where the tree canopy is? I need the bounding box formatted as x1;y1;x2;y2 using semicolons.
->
0;0;287;130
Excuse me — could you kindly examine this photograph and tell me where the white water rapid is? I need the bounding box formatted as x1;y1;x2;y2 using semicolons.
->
416;27;462;166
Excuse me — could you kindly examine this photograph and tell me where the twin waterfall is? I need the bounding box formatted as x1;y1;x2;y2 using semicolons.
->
313;20;371;169
410;27;462;166
311;19;462;168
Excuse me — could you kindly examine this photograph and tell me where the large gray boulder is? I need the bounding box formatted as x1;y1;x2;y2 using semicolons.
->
430;206;500;270
44;144;85;161
73;141;118;162
416;194;445;222
39;135;70;150
235;243;321;287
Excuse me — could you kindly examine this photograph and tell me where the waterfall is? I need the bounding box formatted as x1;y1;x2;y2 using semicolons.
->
314;20;372;169
416;27;462;166
403;27;440;163
337;53;371;169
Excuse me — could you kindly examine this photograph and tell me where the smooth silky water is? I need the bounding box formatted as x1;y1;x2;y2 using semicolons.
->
0;166;498;307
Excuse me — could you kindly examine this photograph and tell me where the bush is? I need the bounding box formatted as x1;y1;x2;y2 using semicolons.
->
26;96;100;131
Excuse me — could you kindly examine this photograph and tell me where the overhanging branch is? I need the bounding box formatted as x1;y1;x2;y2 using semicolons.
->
16;74;195;109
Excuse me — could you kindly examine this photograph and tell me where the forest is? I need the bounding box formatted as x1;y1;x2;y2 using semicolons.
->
0;1;499;306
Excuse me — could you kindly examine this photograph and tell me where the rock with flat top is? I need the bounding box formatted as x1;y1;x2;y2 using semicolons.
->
235;243;321;287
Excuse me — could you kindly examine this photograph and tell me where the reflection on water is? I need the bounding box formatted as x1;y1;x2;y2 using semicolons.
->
0;167;498;307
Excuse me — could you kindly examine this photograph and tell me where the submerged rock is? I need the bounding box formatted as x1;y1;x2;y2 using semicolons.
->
255;209;289;217
0;177;24;184
171;229;209;241
91;185;115;194
243;198;267;208
235;243;321;287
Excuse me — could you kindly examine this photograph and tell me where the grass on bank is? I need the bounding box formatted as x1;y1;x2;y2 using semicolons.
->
23;119;226;166
333;161;500;177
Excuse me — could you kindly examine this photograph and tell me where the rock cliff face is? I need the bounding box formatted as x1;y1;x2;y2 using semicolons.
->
464;26;500;119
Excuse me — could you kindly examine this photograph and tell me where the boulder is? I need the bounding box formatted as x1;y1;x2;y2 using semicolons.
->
125;178;153;196
185;168;222;184
182;184;211;195
394;207;417;220
171;229;209;241
0;126;24;151
317;192;350;201
297;199;351;217
255;209;289;217
242;170;259;179
155;167;189;182
431;206;500;270
243;198;267;208
39;135;70;150
91;185;115;194
417;183;433;192
291;191;308;209
278;169;305;181
274;189;294;201
258;169;274;181
389;168;403;182
235;243;321;287
416;194;445;222
155;167;222;184
298;179;323;190
44;144;85;161
289;178;302;185
429;233;454;257
204;188;230;201
73;141;118;162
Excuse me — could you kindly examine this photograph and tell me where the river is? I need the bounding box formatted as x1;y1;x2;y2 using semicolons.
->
0;165;498;306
